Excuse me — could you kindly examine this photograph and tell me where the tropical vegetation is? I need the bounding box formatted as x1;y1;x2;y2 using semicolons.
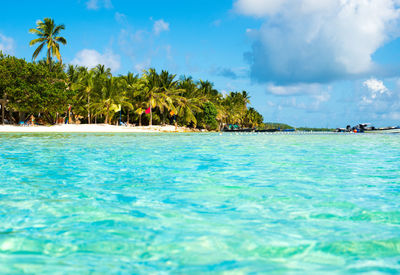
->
29;18;67;70
0;18;265;130
0;52;264;130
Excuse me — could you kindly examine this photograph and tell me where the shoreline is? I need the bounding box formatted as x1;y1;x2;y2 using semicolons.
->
0;124;200;133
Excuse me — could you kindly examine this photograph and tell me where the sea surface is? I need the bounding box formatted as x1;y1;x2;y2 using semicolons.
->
0;133;399;274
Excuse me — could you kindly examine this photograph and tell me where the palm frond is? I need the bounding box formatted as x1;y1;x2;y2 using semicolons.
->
29;37;45;46
32;42;45;61
53;24;65;36
55;36;67;45
29;28;44;36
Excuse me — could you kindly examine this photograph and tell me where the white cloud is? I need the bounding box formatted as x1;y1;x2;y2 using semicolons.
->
361;78;391;104
363;78;389;97
86;0;98;10
153;19;170;35
267;83;331;111
86;0;112;10
115;12;127;24
71;49;120;72
234;0;287;17
267;83;330;96
0;33;15;54
235;0;400;84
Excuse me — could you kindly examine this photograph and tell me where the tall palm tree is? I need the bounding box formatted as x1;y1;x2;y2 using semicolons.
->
159;70;183;124
72;69;96;124
29;18;67;69
122;72;141;124
92;77;132;124
143;69;175;126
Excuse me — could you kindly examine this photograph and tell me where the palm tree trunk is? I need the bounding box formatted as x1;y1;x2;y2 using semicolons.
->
149;104;152;126
105;104;110;124
47;49;52;71
139;113;142;126
127;109;130;125
88;94;91;124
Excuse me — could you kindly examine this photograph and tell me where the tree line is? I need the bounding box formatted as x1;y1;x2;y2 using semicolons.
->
0;17;264;130
0;53;264;130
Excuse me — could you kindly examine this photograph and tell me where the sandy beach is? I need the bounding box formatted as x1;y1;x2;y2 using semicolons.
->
0;124;197;133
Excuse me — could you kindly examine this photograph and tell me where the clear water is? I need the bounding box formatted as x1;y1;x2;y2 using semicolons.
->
0;133;399;274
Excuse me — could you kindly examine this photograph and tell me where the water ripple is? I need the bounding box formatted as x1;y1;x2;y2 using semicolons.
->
0;133;399;273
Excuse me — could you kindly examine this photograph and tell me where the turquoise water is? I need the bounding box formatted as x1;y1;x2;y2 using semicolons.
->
0;133;399;274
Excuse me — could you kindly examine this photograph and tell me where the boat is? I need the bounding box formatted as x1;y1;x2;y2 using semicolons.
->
222;128;255;132
365;126;400;133
336;123;400;133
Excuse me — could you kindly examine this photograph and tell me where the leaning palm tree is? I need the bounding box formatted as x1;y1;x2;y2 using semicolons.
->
29;18;67;69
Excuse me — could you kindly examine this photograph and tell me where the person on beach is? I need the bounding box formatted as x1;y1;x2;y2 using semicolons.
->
30;115;35;126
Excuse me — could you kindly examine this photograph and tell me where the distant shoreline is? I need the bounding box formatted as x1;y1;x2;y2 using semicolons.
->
0;124;200;133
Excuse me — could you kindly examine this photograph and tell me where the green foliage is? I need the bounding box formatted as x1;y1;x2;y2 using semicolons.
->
261;122;294;130
0;53;71;123
222;91;250;125
29;18;67;68
244;108;263;128
202;102;218;130
1;50;268;128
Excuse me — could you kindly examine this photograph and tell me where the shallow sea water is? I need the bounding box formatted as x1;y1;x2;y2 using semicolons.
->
0;133;399;274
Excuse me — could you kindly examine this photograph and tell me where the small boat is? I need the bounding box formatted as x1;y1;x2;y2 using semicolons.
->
365;126;400;133
336;123;400;133
222;128;255;132
222;124;255;132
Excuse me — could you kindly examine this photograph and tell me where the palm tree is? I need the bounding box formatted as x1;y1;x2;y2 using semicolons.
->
29;18;67;69
92;77;132;124
94;64;112;79
159;70;183;124
67;65;79;84
174;95;202;127
142;69;175;126
72;69;96;124
244;107;263;128
222;91;251;126
122;72;140;124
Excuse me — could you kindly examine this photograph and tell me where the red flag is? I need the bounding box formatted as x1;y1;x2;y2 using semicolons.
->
145;107;151;114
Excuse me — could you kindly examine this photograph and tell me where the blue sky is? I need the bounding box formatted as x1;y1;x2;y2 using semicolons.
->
1;0;400;128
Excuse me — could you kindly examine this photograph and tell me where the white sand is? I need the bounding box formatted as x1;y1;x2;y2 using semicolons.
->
0;124;196;133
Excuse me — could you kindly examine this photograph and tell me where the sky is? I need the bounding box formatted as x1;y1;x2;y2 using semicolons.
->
1;0;400;128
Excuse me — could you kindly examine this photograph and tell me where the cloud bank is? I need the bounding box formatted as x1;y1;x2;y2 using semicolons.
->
235;0;400;84
71;49;121;72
